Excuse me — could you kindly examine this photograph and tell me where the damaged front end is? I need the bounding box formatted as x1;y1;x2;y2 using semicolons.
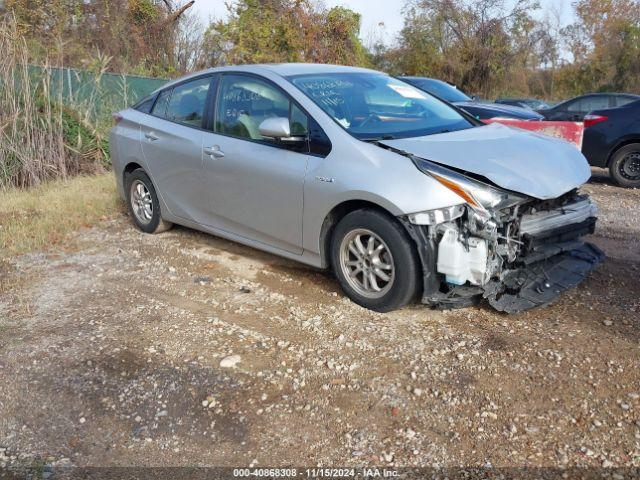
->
402;158;604;314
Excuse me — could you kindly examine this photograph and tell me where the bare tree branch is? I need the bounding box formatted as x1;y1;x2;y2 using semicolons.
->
163;1;195;25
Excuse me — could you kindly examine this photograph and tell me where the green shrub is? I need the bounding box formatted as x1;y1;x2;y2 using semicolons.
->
59;105;110;169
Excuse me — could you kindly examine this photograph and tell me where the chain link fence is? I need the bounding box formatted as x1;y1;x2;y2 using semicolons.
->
28;65;169;131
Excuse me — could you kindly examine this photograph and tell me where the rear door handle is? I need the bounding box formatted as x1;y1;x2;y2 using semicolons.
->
145;132;159;141
204;146;225;158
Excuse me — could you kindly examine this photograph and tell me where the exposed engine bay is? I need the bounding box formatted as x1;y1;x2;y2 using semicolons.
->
402;189;604;313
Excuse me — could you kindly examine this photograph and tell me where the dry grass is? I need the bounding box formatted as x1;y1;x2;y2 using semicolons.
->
0;16;112;188
0;19;64;187
0;174;122;258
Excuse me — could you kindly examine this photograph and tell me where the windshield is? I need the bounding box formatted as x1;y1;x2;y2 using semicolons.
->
406;78;472;103
288;73;475;140
522;99;549;110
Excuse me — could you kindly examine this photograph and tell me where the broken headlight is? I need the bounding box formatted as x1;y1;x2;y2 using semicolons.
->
408;204;465;225
412;157;527;215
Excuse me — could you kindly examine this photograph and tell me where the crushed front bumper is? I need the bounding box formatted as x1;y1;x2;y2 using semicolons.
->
482;242;604;313
401;219;605;314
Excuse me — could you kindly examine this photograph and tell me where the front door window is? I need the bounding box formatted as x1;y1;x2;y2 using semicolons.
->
215;74;308;144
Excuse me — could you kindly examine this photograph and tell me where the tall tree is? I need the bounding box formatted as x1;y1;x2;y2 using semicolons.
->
392;0;541;97
4;0;195;75
201;0;369;67
559;0;640;93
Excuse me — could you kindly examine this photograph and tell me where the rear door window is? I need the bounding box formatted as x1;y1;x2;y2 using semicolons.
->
165;77;212;128
151;89;171;118
151;77;212;128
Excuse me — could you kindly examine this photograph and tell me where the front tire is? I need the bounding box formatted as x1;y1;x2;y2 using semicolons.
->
609;144;640;188
125;169;173;234
330;209;421;312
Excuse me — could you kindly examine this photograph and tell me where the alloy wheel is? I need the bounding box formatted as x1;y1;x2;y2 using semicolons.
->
130;180;153;225
339;228;395;299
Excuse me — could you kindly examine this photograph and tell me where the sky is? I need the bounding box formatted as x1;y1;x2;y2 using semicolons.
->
192;0;576;46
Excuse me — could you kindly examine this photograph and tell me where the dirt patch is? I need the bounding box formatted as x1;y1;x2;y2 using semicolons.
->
0;174;639;471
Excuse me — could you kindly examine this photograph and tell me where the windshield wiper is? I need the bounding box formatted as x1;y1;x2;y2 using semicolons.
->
361;134;397;142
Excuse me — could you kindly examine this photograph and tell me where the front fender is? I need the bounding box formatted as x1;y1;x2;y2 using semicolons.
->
302;144;465;257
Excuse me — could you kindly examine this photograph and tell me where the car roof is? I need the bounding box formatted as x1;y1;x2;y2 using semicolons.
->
552;92;640;108
259;63;379;76
573;92;640;98
155;63;382;92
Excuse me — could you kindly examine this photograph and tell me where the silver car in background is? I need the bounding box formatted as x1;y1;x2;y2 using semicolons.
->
109;64;603;313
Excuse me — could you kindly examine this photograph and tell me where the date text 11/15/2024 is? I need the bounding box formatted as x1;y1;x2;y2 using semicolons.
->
232;467;400;478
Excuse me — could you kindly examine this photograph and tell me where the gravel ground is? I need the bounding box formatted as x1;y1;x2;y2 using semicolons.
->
0;169;639;475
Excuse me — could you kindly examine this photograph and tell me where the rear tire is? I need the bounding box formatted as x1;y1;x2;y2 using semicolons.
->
125;169;173;234
330;209;421;312
609;144;640;188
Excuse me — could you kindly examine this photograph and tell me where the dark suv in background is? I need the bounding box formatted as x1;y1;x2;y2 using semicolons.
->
538;93;640;121
582;99;640;188
400;77;544;121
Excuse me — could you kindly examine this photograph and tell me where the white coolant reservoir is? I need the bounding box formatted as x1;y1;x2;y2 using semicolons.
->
437;229;467;285
437;229;488;286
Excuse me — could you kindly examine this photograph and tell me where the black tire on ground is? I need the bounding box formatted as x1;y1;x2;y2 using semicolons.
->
609;143;640;188
125;169;173;234
330;208;421;312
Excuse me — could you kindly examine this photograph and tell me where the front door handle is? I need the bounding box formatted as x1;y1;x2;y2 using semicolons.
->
204;146;225;158
145;132;159;141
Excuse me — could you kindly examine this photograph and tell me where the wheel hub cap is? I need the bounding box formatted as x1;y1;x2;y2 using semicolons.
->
339;229;395;299
130;180;153;225
620;153;640;180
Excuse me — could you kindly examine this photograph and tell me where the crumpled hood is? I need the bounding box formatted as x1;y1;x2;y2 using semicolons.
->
381;123;591;200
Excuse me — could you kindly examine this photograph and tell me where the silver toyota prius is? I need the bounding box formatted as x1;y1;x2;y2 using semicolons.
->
109;63;603;313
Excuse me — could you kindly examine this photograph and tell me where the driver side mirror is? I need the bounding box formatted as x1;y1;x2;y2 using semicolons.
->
259;117;305;142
